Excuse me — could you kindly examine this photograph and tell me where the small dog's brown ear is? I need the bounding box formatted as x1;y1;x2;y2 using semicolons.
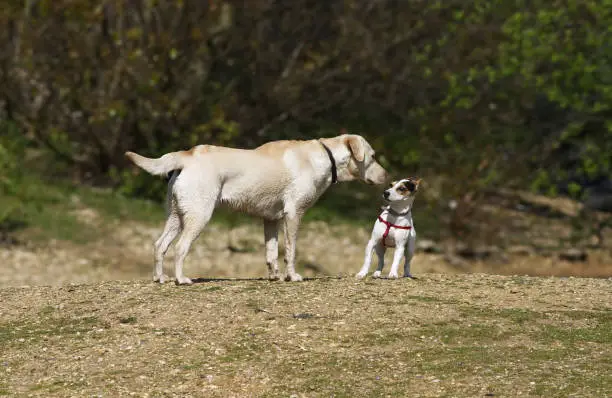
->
345;135;365;162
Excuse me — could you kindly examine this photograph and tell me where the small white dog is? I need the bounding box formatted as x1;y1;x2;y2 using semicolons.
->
356;177;421;279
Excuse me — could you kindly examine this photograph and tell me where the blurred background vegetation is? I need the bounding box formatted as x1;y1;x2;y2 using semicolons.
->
0;0;611;250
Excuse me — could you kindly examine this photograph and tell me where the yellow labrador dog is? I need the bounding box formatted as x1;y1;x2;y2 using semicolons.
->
125;134;389;284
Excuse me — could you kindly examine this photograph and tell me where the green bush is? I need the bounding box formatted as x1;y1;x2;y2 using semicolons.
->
0;123;27;235
1;0;609;209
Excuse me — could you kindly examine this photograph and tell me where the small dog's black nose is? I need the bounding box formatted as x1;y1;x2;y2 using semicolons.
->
383;190;390;199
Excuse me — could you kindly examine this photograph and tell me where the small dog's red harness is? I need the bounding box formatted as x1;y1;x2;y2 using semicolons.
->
378;215;412;247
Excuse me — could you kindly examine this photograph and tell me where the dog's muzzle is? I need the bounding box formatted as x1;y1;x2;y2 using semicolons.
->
383;190;390;200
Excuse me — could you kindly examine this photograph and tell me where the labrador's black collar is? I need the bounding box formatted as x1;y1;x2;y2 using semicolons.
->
319;141;338;184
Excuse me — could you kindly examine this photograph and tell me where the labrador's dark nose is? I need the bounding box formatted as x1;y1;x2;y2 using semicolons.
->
383;190;390;199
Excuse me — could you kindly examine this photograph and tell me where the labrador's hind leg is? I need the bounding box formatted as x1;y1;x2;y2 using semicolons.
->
172;176;218;285
153;174;181;284
153;206;181;284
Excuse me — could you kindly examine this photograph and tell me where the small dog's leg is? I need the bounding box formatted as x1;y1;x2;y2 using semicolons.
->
372;242;386;278
153;207;181;284
388;245;405;279
283;214;303;282
403;233;416;278
264;219;281;281
356;239;377;279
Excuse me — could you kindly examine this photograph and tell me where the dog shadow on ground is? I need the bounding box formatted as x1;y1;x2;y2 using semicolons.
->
190;277;269;284
188;275;415;284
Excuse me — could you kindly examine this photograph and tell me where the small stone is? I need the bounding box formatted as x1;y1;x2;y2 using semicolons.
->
293;313;315;320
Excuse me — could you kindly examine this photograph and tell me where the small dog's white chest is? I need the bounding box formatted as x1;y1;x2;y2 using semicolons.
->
379;233;399;247
375;217;411;248
380;236;395;247
381;230;412;248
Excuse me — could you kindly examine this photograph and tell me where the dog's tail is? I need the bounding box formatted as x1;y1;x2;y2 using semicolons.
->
125;151;185;176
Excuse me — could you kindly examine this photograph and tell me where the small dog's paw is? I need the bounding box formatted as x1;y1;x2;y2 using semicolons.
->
372;271;382;278
388;272;399;279
403;273;416;279
153;274;169;284
355;272;367;279
175;276;193;285
285;272;303;282
268;271;281;281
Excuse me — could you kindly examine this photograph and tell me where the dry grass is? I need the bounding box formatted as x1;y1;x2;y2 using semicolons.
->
0;275;610;397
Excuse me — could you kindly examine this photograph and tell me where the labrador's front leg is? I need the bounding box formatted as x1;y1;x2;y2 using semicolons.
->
283;214;303;282
264;219;281;281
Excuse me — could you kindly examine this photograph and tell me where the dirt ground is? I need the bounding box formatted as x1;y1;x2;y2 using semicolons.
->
1;274;610;397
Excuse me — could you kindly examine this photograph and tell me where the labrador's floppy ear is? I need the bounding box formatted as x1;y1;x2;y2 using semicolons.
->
345;135;365;162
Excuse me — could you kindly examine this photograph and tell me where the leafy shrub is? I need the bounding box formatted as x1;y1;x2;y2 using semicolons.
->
0;123;27;238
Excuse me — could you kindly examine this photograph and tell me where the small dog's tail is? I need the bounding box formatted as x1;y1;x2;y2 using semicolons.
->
125;151;185;176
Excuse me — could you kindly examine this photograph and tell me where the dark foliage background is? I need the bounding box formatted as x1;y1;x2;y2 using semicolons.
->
1;0;611;235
